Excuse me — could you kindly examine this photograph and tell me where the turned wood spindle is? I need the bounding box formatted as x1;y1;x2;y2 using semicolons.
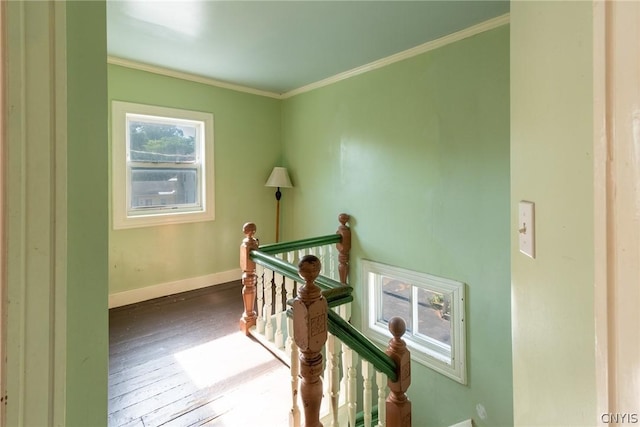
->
386;317;412;427
239;222;259;334
293;255;327;427
336;213;351;284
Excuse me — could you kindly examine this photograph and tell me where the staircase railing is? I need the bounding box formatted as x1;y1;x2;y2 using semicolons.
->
239;214;352;361
239;214;412;427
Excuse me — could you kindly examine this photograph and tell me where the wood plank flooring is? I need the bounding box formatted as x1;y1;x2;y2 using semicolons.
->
109;282;291;427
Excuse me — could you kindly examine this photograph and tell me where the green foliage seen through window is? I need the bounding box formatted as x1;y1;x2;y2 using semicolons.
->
129;122;196;163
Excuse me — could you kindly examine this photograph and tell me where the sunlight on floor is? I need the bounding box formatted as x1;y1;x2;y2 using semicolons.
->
174;332;276;388
174;332;292;426
201;367;292;426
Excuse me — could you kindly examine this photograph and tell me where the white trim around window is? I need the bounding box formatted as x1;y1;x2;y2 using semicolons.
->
112;101;214;229
362;259;467;384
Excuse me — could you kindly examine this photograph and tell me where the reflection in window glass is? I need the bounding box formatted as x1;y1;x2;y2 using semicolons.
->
363;260;466;384
381;278;413;331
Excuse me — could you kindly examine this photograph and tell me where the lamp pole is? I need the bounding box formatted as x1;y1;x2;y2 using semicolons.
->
265;166;293;243
274;186;282;242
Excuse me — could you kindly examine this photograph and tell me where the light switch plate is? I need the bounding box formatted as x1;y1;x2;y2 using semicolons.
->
518;201;535;258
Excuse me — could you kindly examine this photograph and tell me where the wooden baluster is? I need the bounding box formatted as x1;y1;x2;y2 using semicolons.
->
317;245;326;276
328;245;336;281
344;346;357;427
322;340;331;420
240;222;259;334
264;269;274;341
274;278;284;348
336;213;351;284
286;250;296;299
376;371;387;427
327;333;341;427
256;263;265;334
284;252;296;353
298;248;306;265
362;360;374;427
385;317;411;427
274;255;285;348
339;338;349;410
293;255;327;427
289;314;302;427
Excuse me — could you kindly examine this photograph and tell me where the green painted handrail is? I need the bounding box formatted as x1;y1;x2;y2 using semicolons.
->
251;248;352;307
250;244;397;385
258;233;341;255
251;250;299;282
327;310;397;381
250;249;346;291
284;307;396;382
325;294;354;308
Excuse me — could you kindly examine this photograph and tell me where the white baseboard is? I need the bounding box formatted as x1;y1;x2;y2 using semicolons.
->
109;268;242;308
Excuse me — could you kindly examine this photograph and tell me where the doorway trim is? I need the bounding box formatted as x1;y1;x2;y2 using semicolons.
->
0;0;7;423
593;0;640;421
3;2;68;425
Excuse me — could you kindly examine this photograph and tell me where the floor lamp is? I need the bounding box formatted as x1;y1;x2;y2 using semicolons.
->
265;167;293;242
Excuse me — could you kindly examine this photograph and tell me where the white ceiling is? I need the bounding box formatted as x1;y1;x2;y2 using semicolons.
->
107;1;509;95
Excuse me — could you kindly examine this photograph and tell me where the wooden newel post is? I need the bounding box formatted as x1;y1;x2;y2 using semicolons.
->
293;255;328;427
386;317;412;427
336;213;351;284
240;222;259;335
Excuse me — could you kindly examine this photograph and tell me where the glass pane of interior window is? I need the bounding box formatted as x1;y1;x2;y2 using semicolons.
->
129;120;197;162
380;277;413;332
130;168;198;209
416;287;452;346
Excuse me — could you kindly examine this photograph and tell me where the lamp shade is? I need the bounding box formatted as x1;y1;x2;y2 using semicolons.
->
265;167;293;188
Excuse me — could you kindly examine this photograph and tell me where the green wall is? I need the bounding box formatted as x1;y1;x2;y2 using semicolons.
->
282;26;511;427
511;2;596;425
108;66;281;294
66;2;109;424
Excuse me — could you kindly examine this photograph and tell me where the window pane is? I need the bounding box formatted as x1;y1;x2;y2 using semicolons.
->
129;121;197;163
130;168;198;209
380;277;413;332
416;287;452;346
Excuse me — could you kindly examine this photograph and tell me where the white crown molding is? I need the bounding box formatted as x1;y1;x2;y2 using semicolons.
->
108;13;509;100
282;13;510;99
108;268;241;308
107;56;283;99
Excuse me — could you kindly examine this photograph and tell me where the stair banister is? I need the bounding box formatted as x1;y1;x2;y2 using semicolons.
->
336;213;351;284
326;311;397;381
238;214;412;426
239;222;259;334
327;312;412;427
385;317;412;427
293;255;327;427
251;251;353;303
258;234;341;255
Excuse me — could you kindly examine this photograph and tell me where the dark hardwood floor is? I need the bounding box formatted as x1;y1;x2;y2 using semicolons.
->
109;281;291;427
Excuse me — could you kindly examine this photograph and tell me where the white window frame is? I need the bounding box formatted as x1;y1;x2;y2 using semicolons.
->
361;259;467;384
112;101;214;229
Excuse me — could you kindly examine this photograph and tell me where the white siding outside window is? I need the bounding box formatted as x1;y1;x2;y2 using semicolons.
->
112;101;214;229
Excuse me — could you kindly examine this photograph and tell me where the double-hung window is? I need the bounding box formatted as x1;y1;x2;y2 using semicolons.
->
112;101;214;229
